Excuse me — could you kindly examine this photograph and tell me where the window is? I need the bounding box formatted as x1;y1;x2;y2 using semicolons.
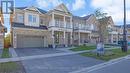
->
79;24;81;29
40;19;43;24
28;14;37;23
28;15;32;22
91;24;94;30
17;14;23;23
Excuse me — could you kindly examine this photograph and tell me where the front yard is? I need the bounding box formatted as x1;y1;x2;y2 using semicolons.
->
0;48;25;73
70;44;113;51
70;45;130;61
70;45;96;51
81;49;130;61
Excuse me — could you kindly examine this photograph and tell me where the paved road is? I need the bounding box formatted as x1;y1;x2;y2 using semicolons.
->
87;59;130;73
22;54;104;73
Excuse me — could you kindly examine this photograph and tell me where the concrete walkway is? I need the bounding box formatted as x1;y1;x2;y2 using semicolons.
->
56;47;75;52
0;50;91;63
9;48;18;57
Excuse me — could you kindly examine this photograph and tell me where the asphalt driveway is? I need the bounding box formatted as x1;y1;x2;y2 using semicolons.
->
22;54;104;73
15;48;65;57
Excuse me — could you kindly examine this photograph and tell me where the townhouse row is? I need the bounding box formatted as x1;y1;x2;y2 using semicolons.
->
7;4;122;48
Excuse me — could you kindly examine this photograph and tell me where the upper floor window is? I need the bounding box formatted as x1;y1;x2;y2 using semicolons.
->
28;14;37;23
40;19;43;24
33;16;36;23
91;24;94;30
17;14;23;23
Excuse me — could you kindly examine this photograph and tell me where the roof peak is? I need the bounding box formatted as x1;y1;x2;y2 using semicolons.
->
15;6;47;14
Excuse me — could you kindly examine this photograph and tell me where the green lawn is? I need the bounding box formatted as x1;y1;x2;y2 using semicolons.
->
1;48;10;58
81;49;130;61
0;62;19;72
70;45;113;51
70;45;96;51
0;48;20;73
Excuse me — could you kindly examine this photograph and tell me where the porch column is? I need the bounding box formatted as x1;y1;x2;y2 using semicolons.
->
63;31;66;47
52;30;55;48
78;32;80;45
71;32;73;46
2;32;4;49
64;16;66;28
70;17;73;46
111;34;113;43
70;16;73;29
52;13;55;26
89;33;92;43
116;34;118;43
13;33;17;48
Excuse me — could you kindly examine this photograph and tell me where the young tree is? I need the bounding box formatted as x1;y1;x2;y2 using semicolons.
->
94;8;109;43
94;9;113;56
94;8;107;19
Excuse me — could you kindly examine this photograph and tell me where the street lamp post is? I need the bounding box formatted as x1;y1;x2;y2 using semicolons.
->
122;0;127;52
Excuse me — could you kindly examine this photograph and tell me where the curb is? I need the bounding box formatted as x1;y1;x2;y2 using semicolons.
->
70;55;130;73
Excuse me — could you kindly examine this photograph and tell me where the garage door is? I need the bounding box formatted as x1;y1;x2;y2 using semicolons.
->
17;35;45;48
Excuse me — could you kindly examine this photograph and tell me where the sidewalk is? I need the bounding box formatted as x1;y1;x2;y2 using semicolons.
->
56;47;76;52
9;48;18;57
0;50;91;63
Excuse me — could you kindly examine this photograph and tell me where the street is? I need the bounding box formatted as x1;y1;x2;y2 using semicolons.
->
73;57;130;73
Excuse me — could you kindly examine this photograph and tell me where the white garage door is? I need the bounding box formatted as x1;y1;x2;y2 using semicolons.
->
17;35;45;48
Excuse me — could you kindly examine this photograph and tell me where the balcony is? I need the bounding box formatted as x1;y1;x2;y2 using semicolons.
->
55;21;64;28
74;26;91;33
66;22;72;29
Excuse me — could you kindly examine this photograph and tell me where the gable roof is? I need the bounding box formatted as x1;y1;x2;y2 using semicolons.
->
98;16;114;25
15;4;72;15
48;3;71;15
73;14;93;20
15;7;27;10
15;6;47;14
37;8;47;14
54;3;70;13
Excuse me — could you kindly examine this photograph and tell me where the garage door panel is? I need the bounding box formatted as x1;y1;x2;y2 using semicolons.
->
17;35;44;48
